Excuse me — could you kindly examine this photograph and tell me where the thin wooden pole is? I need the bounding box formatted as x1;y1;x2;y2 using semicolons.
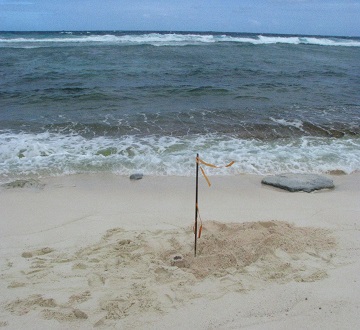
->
195;153;199;257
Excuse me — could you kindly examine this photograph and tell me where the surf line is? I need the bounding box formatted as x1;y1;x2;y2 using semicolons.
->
194;154;235;256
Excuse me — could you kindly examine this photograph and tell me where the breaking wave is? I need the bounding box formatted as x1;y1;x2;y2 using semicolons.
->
1;32;359;48
0;131;359;180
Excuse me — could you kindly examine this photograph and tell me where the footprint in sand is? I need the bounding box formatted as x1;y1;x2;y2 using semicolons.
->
7;281;26;289
42;308;88;321
67;291;91;304
21;247;54;258
87;273;105;287
5;294;57;316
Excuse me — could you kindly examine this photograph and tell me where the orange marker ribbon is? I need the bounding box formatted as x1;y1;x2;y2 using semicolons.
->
196;157;235;187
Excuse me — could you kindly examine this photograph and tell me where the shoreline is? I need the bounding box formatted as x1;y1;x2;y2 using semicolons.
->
1;172;359;328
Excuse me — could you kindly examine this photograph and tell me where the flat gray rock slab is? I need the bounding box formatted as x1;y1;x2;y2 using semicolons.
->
261;174;334;192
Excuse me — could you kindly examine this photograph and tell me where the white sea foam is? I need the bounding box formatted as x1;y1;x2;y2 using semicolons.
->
270;117;304;131
0;33;217;47
0;132;359;180
221;35;360;47
1;33;359;47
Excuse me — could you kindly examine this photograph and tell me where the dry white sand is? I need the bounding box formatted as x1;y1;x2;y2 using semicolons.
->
0;173;359;329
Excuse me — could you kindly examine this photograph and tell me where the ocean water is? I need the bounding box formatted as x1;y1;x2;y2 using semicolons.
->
0;31;359;180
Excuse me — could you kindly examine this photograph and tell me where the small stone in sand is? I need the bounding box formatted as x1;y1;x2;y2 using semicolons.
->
130;173;143;180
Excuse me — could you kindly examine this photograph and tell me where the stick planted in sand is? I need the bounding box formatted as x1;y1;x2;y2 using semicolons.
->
194;154;235;256
195;153;199;256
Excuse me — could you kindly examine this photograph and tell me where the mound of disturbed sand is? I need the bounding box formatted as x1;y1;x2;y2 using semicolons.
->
3;221;336;328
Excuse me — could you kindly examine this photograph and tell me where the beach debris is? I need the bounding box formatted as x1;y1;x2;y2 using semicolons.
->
2;179;45;189
129;173;143;180
261;174;334;192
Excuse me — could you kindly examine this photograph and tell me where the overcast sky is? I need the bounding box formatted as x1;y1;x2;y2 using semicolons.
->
0;0;359;36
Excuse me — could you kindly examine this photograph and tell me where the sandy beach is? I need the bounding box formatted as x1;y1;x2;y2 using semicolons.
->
0;173;359;329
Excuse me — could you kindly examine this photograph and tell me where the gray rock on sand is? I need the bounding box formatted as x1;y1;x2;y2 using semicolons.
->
261;174;334;192
130;173;143;180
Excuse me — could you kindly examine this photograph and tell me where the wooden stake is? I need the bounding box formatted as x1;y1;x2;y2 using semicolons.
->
195;153;199;257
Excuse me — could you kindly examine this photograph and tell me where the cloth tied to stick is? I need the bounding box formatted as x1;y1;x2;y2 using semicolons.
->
196;157;235;187
193;155;235;256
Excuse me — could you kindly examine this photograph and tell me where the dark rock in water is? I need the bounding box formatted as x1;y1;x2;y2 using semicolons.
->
261;174;334;192
2;179;45;189
95;147;117;157
327;169;346;175
130;173;143;180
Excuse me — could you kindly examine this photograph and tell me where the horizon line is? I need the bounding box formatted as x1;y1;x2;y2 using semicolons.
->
0;29;359;39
